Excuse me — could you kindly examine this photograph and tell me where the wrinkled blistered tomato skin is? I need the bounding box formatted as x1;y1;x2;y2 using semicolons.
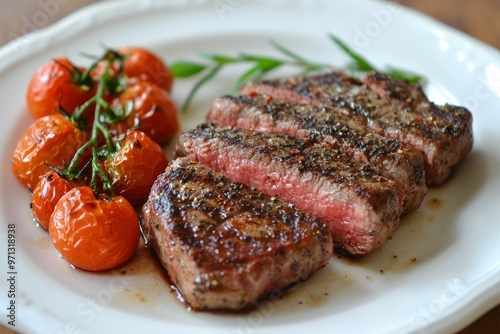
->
26;58;95;119
119;46;173;92
32;171;77;230
104;130;169;206
12;114;89;191
109;80;179;144
49;186;140;271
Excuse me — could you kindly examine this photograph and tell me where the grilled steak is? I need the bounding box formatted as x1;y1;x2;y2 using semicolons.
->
175;124;400;255
141;157;332;310
240;71;473;186
206;94;427;214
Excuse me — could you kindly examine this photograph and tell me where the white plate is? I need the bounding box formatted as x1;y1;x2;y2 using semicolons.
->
1;0;499;333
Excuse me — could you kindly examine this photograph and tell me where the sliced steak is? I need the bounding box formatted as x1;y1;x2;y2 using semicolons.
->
206;94;427;214
240;71;473;186
141;157;332;310
175;124;400;255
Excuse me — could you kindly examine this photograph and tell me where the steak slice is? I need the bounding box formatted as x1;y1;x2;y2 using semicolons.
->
206;94;427;215
141;157;332;310
175;124;400;255
240;71;473;186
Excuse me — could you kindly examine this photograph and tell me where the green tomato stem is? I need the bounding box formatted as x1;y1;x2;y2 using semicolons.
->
88;61;114;195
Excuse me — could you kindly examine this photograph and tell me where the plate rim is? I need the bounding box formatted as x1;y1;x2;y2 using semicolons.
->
0;1;499;333
1;0;499;67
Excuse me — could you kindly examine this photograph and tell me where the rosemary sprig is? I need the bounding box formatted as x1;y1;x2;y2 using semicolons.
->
327;34;377;72
171;45;333;112
179;64;223;114
327;33;422;83
171;34;424;112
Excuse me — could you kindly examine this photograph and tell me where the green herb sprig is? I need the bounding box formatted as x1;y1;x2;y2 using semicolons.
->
326;34;422;83
171;34;424;113
171;44;331;112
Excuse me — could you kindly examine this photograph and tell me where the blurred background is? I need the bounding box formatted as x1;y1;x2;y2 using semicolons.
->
1;0;499;48
0;0;498;334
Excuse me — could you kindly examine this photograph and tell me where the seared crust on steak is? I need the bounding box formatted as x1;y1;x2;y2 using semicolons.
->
175;124;400;255
141;158;332;310
240;71;473;186
206;94;427;214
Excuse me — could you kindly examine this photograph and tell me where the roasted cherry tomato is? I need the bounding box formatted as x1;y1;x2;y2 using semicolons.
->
12;114;88;190
104;130;168;206
49;186;140;271
31;171;77;230
26;58;94;119
109;80;179;144
119;46;173;92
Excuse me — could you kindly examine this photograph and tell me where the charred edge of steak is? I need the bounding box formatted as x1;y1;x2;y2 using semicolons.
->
207;94;427;214
175;124;400;255
240;71;473;186
141;157;332;310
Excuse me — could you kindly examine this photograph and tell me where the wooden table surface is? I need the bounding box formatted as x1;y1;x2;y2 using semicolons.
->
0;1;498;333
